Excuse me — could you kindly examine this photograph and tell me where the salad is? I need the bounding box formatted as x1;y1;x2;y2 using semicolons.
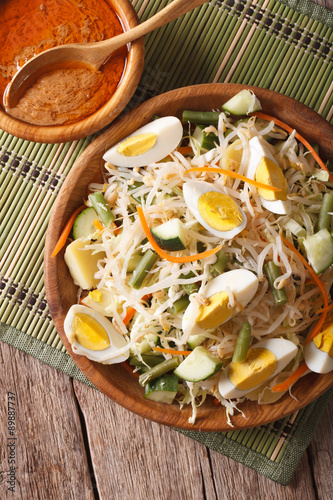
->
55;90;333;424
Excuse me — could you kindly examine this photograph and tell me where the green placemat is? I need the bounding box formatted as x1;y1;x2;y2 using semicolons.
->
1;0;333;486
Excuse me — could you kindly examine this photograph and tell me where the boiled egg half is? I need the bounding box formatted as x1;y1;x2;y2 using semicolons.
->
246;136;291;215
304;321;333;373
64;304;129;364
102;117;183;167
218;338;298;399
182;269;258;337
183;181;247;239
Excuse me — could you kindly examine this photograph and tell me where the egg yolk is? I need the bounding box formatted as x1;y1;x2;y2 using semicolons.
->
314;322;333;358
72;313;110;351
229;347;277;390
117;133;157;157
255;157;288;201
197;192;243;232
196;291;234;329
89;290;102;302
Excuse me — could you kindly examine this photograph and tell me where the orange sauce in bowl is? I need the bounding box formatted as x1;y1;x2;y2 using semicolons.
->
0;0;127;126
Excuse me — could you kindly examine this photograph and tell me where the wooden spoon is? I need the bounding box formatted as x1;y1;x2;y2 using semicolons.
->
4;0;208;109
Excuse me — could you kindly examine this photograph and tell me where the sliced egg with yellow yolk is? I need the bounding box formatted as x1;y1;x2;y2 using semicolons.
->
64;304;129;364
183;181;247;239
304;321;333;373
102;117;183;167
246;136;291;215
218;338;298;399
182;269;258;337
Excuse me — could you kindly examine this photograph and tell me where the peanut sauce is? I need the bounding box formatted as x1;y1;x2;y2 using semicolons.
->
0;0;127;126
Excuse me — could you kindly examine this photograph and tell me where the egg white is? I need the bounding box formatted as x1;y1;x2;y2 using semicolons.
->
102;117;183;167
183;181;247;239
182;269;258;337
218;338;298;399
304;340;333;374
247;136;291;215
64;304;129;364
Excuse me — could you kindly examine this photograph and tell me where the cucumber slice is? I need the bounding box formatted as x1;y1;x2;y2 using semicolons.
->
72;207;98;239
174;346;223;382
192;125;218;151
187;334;206;350
222;90;262;116
151;219;187;251
303;228;333;273
144;374;179;404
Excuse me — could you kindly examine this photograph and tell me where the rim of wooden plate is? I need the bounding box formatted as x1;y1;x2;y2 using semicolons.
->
0;0;145;144
44;83;333;431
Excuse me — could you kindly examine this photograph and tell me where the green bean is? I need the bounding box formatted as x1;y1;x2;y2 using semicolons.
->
128;249;158;289
232;322;251;363
182;110;221;125
128;181;145;203
169;295;190;314
129;354;164;369
180;271;200;295
139;357;180;386
264;261;288;306
210;249;228;277
88;191;114;227
318;192;333;231
127;253;143;273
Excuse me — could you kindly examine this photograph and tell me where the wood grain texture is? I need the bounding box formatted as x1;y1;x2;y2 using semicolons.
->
0;343;94;500
44;83;333;432
0;0;145;144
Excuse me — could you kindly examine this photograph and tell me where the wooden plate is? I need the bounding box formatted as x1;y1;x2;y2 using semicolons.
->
44;83;333;431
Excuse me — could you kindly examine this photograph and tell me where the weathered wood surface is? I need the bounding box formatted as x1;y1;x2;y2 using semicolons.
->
0;342;332;500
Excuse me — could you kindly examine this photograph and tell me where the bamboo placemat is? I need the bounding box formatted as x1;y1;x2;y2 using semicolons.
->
1;0;333;485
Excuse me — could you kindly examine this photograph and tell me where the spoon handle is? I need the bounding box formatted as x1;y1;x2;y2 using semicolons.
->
94;0;209;66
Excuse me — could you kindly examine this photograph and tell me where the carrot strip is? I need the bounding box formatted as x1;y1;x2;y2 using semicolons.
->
281;234;328;343
176;146;194;155
123;294;152;327
153;346;192;356
315;302;333;315
137;206;223;263
271;362;309;392
123;307;136;326
213;398;221;406
185;166;282;192
253;112;333;184
93;219;104;231
51;205;86;258
112;222;120;235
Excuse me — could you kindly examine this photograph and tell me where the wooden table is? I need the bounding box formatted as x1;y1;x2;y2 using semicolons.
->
1;0;333;497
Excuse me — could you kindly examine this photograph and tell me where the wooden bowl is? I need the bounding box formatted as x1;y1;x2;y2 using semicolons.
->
44;83;333;431
0;0;144;144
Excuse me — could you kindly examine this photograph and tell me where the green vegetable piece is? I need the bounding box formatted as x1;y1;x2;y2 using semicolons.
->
150;218;187;252
318;193;333;232
180;271;200;295
232;322;252;363
72;207;98;239
127;253;143;273
129;354;164;369
144;374;179;404
264;261;288;306
303;228;333;274
210;249;228;277
193;125;219;151
182;110;221;125
221;89;261;115
174;346;223;382
128;249;158;289
169;295;190;314
139;357;180;386
128;181;145;203
88;191;115;227
187;334;205;350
